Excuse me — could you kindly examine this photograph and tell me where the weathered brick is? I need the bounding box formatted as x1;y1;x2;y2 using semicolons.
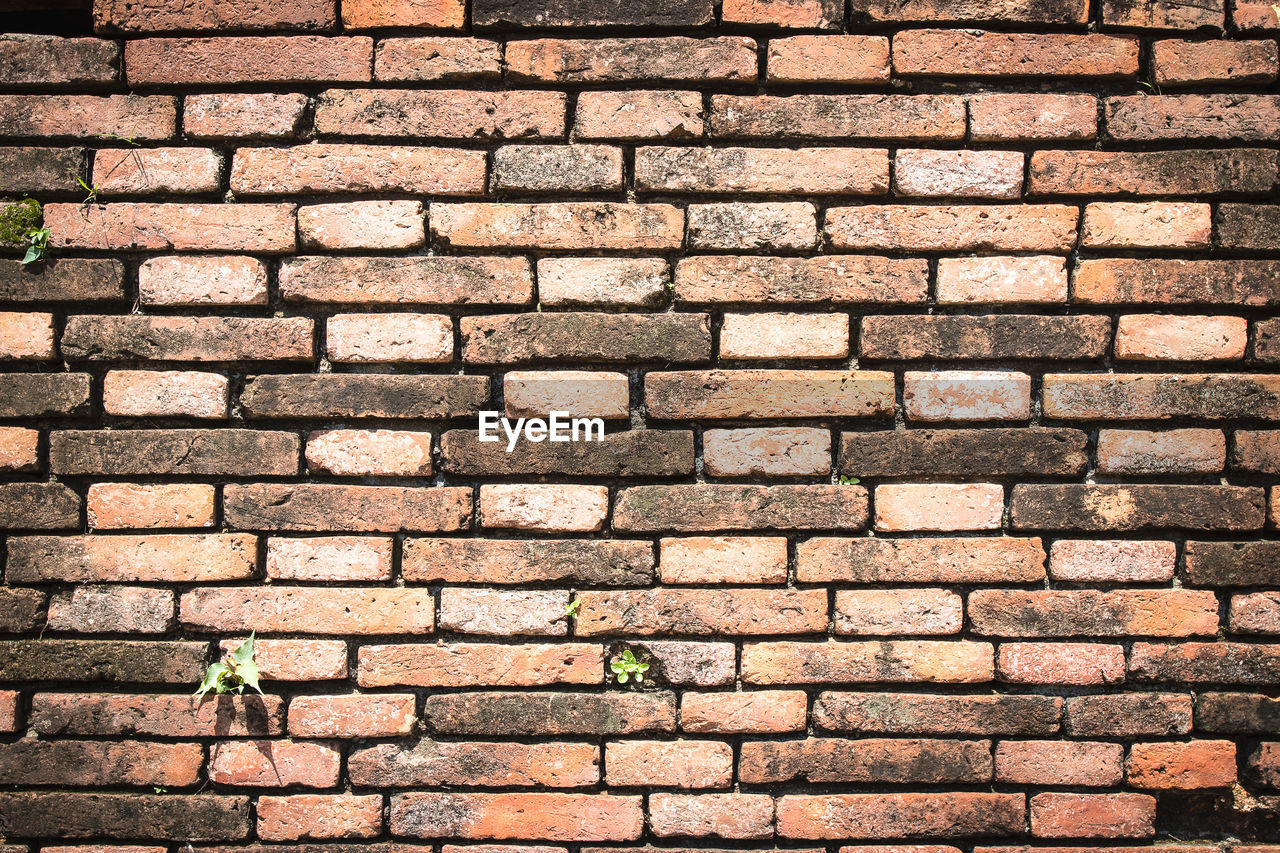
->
681;690;808;733
1102;0;1223;27
257;794;383;842
1096;428;1226;474
125;37;372;86
745;737;990;784
1050;540;1176;582
209;740;339;788
462;313;708;364
184;93;309;138
508;37;755;83
797;536;1046;583
138;256;266;308
182;587;435;634
646;370;893;419
351;740;598;787
0;95;176;139
0;587;46;631
344;0;462;27
493;145;622;193
51;429;299;476
0;739;199;786
688;202;818;251
266;537;392;582
424;692;676;735
306;429;432;476
1186;541;1280;586
895;149;1023;198
0;258;123;303
93;147;220;194
1115;315;1246;360
0;146;84;193
224;483;471;532
703;428;832;476
1218;204;1280;249
95;0;333;31
1065;693;1192;737
233;144;483;195
855;0;1087;22
768;36;889;83
1197;692;1280;732
576;588;827;636
1129;740;1237;790
1029;792;1155;839
1042;373;1280;420
0;427;38;472
971;589;1218;637
1131;642;1280;683
631;641;736;686
392;792;642;841
503;370;629;418
827;205;1076;251
48;586;174;633
575;90;704;139
5;533;255;582
615;484;868;532
725;0;842;26
675;256;927;305
440;430;692;478
1235;431;1280;473
298;201;424;250
649;793;774;839
776;793;1025;839
288;694;415;737
862;315;1107;361
375;38;501;81
1155;39;1278;85
905;371;1031;421
402;538;653;586
637;146;888;194
438;588;568;636
538;259;666;308
479;484;607;533
282;256;530;305
815;692;1060;735
998;642;1126;685
969;93;1098;141
0;481;80;529
896;30;1137;77
30;692;284;737
1236;1;1280;27
724;313;848;360
241;374;488;419
358;643;603;688
742;640;994;684
1230;592;1280;633
1030;149;1278;195
835;589;962;635
435;203;683;251
0;640;206;683
1108;95;1280;141
473;0;713;27
0;34;117;87
711;94;966;140
314;89;565;138
225;639;347;681
0;792;249;840
1011;484;1265;531
46;203;296;253
326;313;452;364
1083;201;1211;249
606;740;732;788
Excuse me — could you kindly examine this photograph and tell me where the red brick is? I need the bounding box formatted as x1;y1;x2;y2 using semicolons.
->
508;37;755;83
1115;315;1246;361
577;588;825;636
208;740;340;788
1128;740;1237;789
681;691;808;734
1030;792;1155;838
725;0;842;26
827;204;1077;251
46;203;295;253
281;256;531;305
344;0;462;27
314;89;565;138
5;533;255;582
257;794;382;841
1236;1;1280;27
1096;428;1227;474
358;643;603;688
0;427;38;472
659;536;787;584
649;793;774;839
1154;39;1278;85
614;484;869;532
969;93;1098;141
835;589;962;635
439;588;567;636
0;95;176;139
93;147;220;194
605;740;732;788
710;94;966;140
972;589;1218;637
904;370;1031;421
266;536;391;581
125;37;372;85
702;427;832;476
1102;0;1222;27
1230;592;1280;633
894;30;1137;78
1082;201;1211;249
742;640;994;684
1236;431;1280;473
855;0;1088;23
768;36;889;83
391;793;643;841
103;370;228;418
999;642;1125;685
48;585;173;633
777;793;1025;839
0;740;201;786
675;256;927;305
798;536;1046;583
95;0;334;31
1064;693;1192;737
288;694;415;737
233;144;482;195
184;93;309;138
375;37;501;81
434;203;682;251
687;201;818;251
224;483;471;532
1108;94;1280;141
182;587;435;634
29;692;284;737
575;90;705;140
298;200;423;250
138;256;268;306
0;312;53;360
1030;149;1277;195
221;639;348;681
647;370;893;419
1049;539;1176;582
493;145;622;193
995;740;1123;786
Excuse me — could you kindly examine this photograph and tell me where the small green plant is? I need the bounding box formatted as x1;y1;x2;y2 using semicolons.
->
194;632;263;700
838;475;861;485
564;598;581;618
0;198;48;266
610;648;650;685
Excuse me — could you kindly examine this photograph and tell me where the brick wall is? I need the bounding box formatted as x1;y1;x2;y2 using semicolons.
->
0;0;1279;845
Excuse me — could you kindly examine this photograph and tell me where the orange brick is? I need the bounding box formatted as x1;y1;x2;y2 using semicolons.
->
1155;39;1279;86
258;794;382;841
209;740;340;787
828;205;1076;252
266;537;393;582
999;642;1125;685
605;740;732;788
1128;740;1237;790
575;90;704;140
326;313;453;364
875;483;1004;532
649;793;774;839
1097;428;1226;474
0;427;39;472
343;0;463;28
503;370;629;419
720;313;848;360
767;36;889;83
298;201;424;250
658;536;788;584
479;484;608;533
138;256;268;306
306;429;433;477
0;312;54;360
894;30;1137;78
1082;201;1211;249
724;0;841;26
288;694;416;737
1115;315;1247;361
102;370;229;418
374;38;500;82
834;589;962;635
936;256;1067;304
680;690;808;734
87;483;216;529
1030;792;1156;838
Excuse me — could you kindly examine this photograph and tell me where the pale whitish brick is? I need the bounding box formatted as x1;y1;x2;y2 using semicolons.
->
574;90;705;140
87;483;216;529
1096;428;1226;474
492;145;624;193
688;202;818;251
503;371;630;419
876;483;1005;532
702;427;832;477
834;589;964;635
659;536;789;584
48;586;176;634
138;255;268;306
0;427;39;472
0;312;54;360
326;314;453;363
184;93;309;138
102;370;229;419
904;370;1032;422
1082;201;1212;249
479;484;609;533
1115;315;1247;361
375;37;502;82
298;201;425;250
720;313;849;360
895;149;1024;199
267;536;393;581
306;429;433;476
1050;540;1177;582
767;36;890;84
936;256;1067;304
93;147;221;194
538;258;668;308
